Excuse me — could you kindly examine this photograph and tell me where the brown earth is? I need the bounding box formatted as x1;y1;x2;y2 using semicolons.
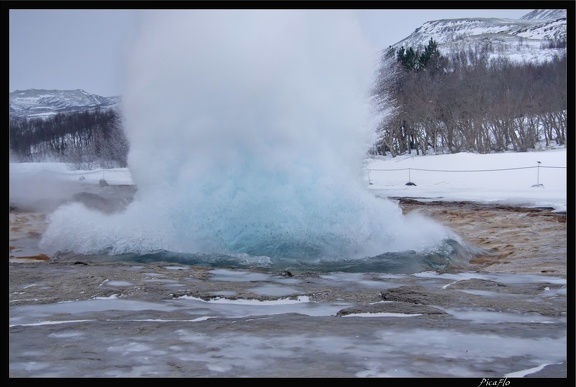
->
395;198;567;278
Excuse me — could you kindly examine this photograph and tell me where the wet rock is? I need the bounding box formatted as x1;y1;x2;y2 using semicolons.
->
444;278;508;291
380;285;564;317
446;278;564;295
381;285;453;305
71;191;113;212
336;301;446;317
69;186;136;213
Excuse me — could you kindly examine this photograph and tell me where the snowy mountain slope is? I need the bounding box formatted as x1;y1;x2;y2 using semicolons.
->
9;89;120;119
389;8;566;64
520;9;567;21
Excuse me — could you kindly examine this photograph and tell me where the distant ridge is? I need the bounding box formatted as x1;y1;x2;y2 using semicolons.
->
388;8;566;64
520;9;567;21
9;89;120;119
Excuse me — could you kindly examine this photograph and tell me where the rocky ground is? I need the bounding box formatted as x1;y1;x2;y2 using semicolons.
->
8;185;570;378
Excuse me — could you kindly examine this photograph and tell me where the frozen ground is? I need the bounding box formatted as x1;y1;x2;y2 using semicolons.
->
365;146;567;212
9;147;570;379
9;260;568;378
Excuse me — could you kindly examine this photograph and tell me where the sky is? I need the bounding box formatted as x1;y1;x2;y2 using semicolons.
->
9;8;532;97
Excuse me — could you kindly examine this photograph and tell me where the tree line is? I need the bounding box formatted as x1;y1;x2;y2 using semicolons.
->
371;39;567;156
9;39;567;167
9;109;129;170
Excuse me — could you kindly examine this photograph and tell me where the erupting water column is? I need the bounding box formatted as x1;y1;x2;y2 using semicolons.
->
40;10;457;266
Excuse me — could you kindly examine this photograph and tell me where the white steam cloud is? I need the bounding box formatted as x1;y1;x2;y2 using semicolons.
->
40;10;456;260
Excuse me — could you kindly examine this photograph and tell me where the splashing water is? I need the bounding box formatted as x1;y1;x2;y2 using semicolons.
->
40;10;469;272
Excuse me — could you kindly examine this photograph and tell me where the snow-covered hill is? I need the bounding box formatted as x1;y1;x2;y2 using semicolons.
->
389;8;566;64
9;89;120;119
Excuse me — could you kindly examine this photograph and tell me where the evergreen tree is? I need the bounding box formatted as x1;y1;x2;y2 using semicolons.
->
397;38;443;72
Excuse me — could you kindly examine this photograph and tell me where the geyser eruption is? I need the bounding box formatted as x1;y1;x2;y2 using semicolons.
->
41;10;463;270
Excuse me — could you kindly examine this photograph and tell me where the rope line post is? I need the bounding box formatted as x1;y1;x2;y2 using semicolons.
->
405;168;416;186
532;161;544;188
365;161;564;188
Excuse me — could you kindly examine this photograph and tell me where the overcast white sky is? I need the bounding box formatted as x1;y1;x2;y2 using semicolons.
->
9;8;532;97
